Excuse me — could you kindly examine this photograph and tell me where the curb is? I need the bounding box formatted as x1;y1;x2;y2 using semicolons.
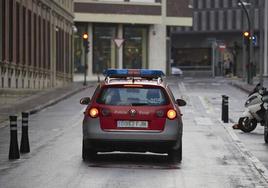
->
28;85;90;115
0;84;93;129
229;82;251;94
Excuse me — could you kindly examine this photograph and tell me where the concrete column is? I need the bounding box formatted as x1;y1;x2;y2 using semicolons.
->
118;24;123;69
148;0;166;73
148;24;166;72
87;23;94;80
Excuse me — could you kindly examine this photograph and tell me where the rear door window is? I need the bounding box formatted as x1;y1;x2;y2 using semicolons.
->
97;86;169;106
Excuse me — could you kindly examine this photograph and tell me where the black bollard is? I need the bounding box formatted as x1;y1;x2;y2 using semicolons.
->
221;95;229;123
20;112;30;153
9;115;20;160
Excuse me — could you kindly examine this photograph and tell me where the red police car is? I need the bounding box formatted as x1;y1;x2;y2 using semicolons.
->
80;69;186;162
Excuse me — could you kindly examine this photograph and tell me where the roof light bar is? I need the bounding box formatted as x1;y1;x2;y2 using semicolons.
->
104;69;165;78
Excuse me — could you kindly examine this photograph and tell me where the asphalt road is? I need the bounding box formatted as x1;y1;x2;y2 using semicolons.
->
0;78;268;187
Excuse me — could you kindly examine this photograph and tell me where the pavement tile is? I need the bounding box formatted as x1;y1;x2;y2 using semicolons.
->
229;77;268;94
0;81;96;128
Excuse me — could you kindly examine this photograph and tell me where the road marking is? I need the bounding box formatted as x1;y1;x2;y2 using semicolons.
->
198;96;214;114
195;117;213;126
178;82;187;93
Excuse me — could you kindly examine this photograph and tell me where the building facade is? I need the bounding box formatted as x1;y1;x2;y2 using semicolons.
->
0;0;74;89
73;0;192;80
171;0;266;78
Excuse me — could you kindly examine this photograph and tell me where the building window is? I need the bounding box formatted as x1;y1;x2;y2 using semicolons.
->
34;13;37;67
28;10;32;66
123;26;148;69
39;16;41;68
47;21;50;70
93;24;117;74
232;10;236;29
215;11;219;30
43;18;46;69
219;0;223;8
0;0;4;62
74;24;85;73
56;28;60;72
66;32;69;73
198;12;202;30
254;0;259;6
172;48;211;70
193;0;198;9
206;11;210;30
23;6;26;65
223;10;227;30
16;3;20;64
211;0;215;8
9;0;13;62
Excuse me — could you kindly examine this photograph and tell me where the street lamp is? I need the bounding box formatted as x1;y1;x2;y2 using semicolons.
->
238;0;254;85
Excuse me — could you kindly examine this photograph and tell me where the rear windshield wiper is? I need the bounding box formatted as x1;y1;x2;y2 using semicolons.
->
131;103;149;106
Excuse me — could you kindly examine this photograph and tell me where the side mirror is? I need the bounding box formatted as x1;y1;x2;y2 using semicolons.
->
176;99;186;106
80;97;91;105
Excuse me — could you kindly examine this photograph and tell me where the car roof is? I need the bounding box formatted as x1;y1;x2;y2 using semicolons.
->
101;78;167;87
100;69;167;88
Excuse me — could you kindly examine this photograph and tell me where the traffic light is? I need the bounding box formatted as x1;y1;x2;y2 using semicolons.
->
82;32;90;53
252;35;257;46
243;31;250;46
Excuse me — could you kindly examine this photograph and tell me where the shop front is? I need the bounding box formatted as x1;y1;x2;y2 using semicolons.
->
74;23;151;79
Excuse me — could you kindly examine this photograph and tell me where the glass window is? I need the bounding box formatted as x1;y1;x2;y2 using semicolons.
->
74;23;86;73
16;3;20;63
23;6;26;64
93;24;117;74
28;10;32;66
123;26;148;69
97;87;168;106
9;0;13;62
0;0;3;61
172;48;211;70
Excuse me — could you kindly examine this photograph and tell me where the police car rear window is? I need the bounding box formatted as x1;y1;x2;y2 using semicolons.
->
97;87;169;106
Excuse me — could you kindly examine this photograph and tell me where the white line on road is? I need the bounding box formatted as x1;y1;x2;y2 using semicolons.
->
195;117;213;126
178;82;187;93
198;96;214;114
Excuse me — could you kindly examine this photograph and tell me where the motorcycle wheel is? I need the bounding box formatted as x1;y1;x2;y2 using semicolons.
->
238;117;257;133
264;111;268;143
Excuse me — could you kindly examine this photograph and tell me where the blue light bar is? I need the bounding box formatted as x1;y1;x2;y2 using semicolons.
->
140;69;165;77
104;69;165;78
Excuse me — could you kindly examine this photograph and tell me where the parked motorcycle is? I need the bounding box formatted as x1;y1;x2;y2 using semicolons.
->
237;83;268;143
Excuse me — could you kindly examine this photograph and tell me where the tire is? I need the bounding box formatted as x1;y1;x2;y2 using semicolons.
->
264;111;268;143
239;117;257;133
82;140;97;161
168;142;182;163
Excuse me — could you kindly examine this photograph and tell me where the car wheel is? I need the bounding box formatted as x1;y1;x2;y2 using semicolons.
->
264;111;268;143
168;142;182;163
239;117;257;133
82;140;97;161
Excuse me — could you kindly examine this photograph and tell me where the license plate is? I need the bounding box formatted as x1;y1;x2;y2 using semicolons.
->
117;121;148;128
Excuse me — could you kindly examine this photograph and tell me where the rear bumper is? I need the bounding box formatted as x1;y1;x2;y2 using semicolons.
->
83;139;179;153
83;117;183;151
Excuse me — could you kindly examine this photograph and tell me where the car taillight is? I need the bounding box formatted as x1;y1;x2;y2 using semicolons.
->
167;109;177;120
88;108;99;118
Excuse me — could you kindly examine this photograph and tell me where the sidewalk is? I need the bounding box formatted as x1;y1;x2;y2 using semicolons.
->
0;81;96;128
229;77;268;94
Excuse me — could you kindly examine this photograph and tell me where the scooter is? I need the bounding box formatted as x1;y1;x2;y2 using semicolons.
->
237;83;268;142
